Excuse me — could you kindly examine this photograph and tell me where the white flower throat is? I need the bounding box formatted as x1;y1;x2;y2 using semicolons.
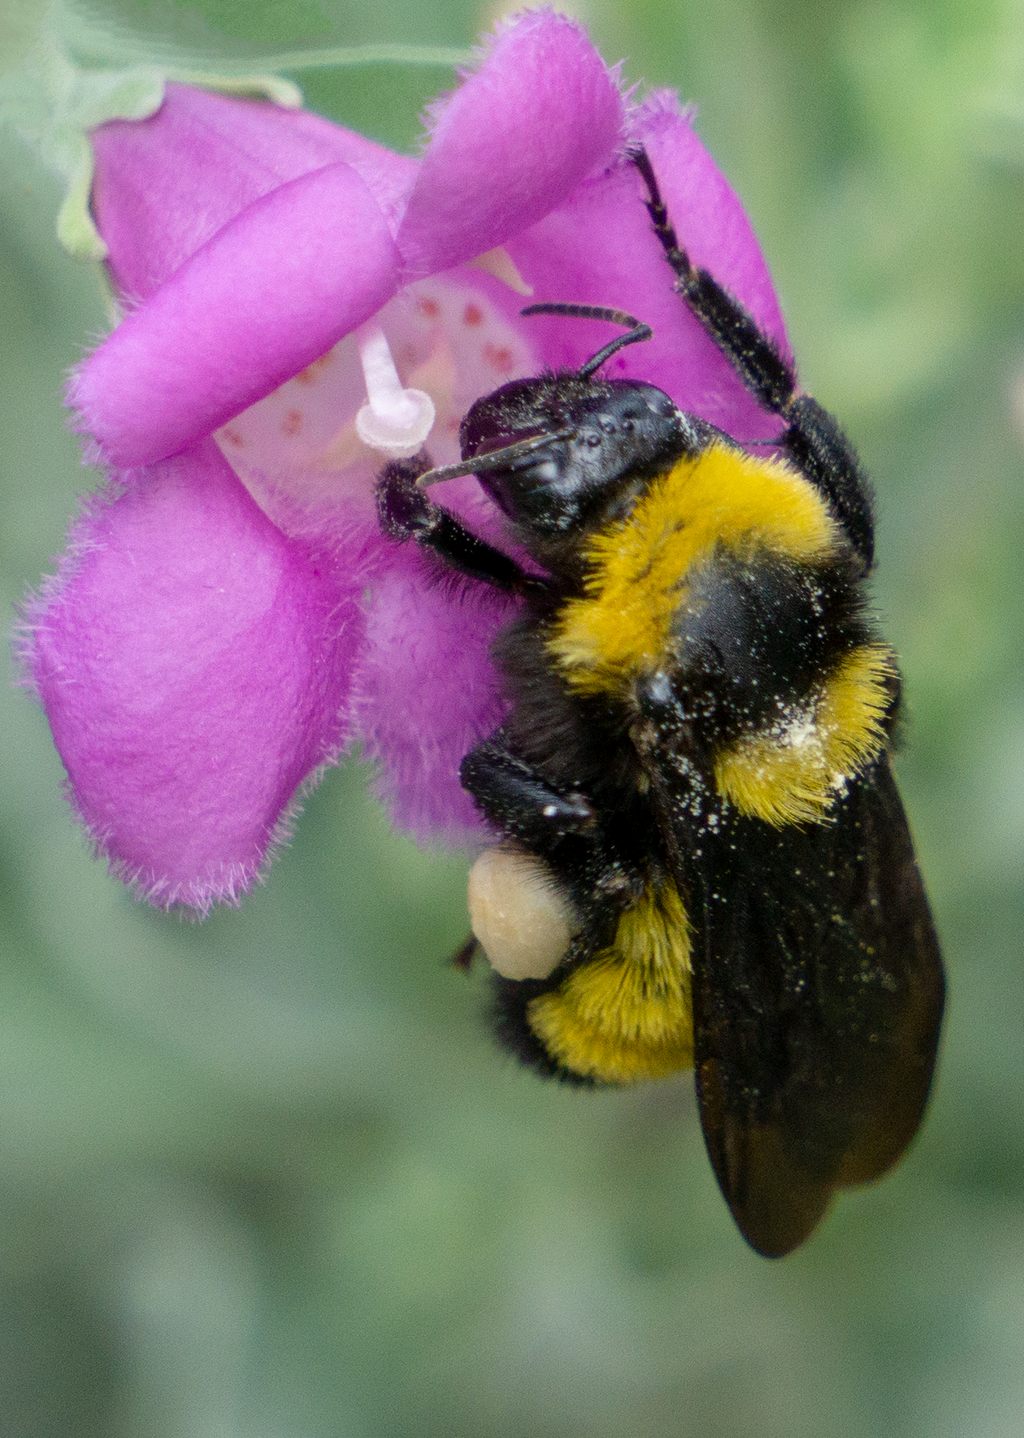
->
213;272;536;534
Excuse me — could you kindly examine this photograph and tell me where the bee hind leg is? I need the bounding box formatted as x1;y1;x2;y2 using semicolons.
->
460;735;597;856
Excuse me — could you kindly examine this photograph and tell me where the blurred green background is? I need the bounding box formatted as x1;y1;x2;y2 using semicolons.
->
2;0;1024;1433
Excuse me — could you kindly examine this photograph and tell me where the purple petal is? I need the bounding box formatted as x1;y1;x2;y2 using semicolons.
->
397;11;624;278
353;546;513;842
24;442;364;909
93;82;417;301
73;162;402;469
506;98;791;441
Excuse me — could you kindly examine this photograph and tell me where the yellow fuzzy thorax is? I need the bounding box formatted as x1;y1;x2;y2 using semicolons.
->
713;644;897;826
547;443;840;697
526;881;693;1084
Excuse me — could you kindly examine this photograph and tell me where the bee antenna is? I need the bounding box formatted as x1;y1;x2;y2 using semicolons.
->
521;303;653;379
415;427;576;487
416;307;655;487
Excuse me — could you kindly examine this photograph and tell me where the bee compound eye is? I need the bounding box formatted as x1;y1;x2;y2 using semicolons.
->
467;848;580;980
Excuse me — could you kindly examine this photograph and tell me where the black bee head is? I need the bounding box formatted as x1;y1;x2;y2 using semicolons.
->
458;375;700;536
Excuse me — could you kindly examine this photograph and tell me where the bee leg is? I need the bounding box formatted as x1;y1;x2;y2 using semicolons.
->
631;147;874;569
450;934;480;971
460;736;597;854
376;455;548;598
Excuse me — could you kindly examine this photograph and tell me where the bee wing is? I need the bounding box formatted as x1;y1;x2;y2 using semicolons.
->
678;757;944;1257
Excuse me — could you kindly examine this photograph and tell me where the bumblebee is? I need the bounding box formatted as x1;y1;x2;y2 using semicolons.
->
376;148;944;1257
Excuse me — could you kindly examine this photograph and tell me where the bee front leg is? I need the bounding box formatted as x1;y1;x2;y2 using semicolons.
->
376;456;549;598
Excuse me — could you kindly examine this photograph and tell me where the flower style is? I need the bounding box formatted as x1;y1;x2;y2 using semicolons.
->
23;10;791;909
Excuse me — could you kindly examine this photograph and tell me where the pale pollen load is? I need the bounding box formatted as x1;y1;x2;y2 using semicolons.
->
467;847;579;980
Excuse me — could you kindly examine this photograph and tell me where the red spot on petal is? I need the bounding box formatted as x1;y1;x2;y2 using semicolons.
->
224;427;245;448
417;297;440;320
446;417;460;432
484;342;515;374
282;410;303;437
463;303;483;327
294;354;331;386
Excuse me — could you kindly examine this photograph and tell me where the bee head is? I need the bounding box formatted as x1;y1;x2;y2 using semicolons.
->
458;375;697;536
414;306;712;550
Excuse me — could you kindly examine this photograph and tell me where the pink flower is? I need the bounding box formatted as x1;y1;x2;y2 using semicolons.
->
22;11;790;910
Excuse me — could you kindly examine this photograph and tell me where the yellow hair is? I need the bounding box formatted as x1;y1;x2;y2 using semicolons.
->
527;882;693;1083
713;644;896;826
548;443;840;697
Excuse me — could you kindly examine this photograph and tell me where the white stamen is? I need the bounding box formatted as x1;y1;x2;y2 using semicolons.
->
354;321;435;458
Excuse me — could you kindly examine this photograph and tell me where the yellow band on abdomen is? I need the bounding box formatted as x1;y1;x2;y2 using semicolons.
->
527;881;694;1084
713;644;897;826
